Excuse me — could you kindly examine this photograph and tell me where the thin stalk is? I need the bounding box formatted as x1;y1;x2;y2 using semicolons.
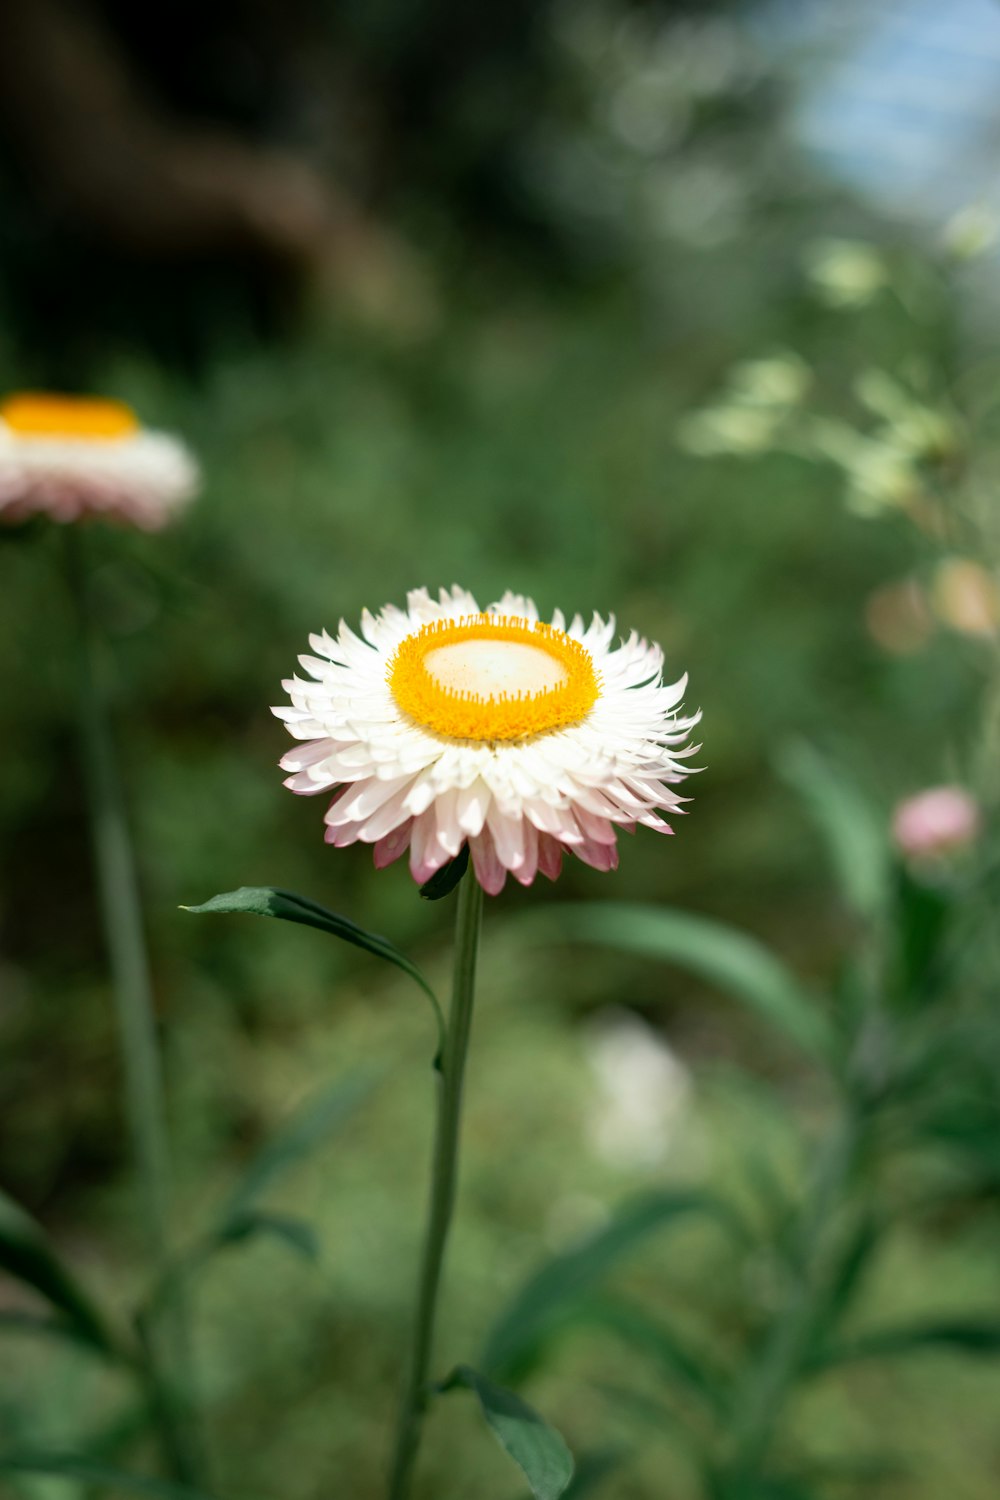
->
725;1111;860;1481
64;530;200;1483
388;873;484;1500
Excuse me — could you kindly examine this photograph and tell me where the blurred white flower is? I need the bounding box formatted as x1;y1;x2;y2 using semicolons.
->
275;588;699;894
892;786;981;862
676;404;782;456
944;203;1000;261
0;393;199;531
804;239;888;309
585;1009;691;1169
729;354;811;408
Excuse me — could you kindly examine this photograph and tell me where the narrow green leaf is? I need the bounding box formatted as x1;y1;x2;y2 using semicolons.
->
223;1070;375;1218
811;1318;1000;1371
584;1296;727;1415
483;1189;738;1381
183;887;444;1052
0;1188;118;1357
776;741;889;921
0;1310;99;1350
523;905;835;1063
594;1383;697;1451
545;1446;626;1499
0;1454;217;1500
420;845;469;901
218;1210;320;1262
444;1366;574;1500
143;1075;369;1324
810;1212;881;1350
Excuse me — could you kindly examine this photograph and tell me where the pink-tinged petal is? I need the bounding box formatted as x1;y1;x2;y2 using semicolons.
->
573;834;620;873
470;828;507;895
522;797;566;836
636;810;674;834
325;774;411;826
359;787;413;842
279;739;339;773
512;819;540;887
574;806;619;845
409;811;451;884
283;769;333;794
457;779;490;837
374;820;413;868
434;787;465;858
486;804;526;872
324;821;364;848
537;833;564;881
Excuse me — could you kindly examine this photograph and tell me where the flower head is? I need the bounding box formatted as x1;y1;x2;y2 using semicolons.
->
274;587;699;894
0;393;199;530
892;785;981;863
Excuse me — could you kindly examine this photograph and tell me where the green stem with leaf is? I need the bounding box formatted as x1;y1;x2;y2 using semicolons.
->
65;530;200;1484
388;872;484;1500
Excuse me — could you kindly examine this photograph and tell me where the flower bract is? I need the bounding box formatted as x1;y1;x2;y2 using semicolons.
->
275;588;699;895
0;392;199;530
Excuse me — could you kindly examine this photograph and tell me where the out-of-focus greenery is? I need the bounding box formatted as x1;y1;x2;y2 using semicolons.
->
2;4;1000;1499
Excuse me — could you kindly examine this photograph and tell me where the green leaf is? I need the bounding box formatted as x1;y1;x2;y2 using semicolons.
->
482;1189;738;1381
548;1446;627;1499
420;845;469;900
523;903;835;1064
223;1070;375;1219
594;1383;698;1453
183;887;444;1053
811;1318;1000;1370
776;741;889;921
809;1212;881;1350
584;1296;727;1415
144;1074;369;1323
0;1188;118;1358
0;1453;217;1500
218;1210;320;1262
0;1310;101;1350
443;1366;574;1500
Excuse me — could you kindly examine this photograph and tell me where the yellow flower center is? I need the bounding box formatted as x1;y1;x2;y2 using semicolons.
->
388;614;600;742
0;393;139;441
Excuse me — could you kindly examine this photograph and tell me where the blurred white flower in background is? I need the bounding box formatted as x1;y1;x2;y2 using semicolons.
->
804;239;888;308
0;393;199;531
585;1008;692;1170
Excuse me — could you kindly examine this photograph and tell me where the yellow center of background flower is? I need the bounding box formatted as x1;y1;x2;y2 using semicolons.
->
389;615;600;741
0;393;139;441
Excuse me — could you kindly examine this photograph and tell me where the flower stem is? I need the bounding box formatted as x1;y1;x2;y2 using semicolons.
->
388;872;484;1500
64;530;199;1482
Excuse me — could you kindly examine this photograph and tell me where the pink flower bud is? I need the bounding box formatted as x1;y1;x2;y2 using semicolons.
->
892;786;980;861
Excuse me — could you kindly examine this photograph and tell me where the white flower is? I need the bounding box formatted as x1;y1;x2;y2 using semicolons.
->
0;393;199;531
274;587;699;894
586;1009;692;1169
